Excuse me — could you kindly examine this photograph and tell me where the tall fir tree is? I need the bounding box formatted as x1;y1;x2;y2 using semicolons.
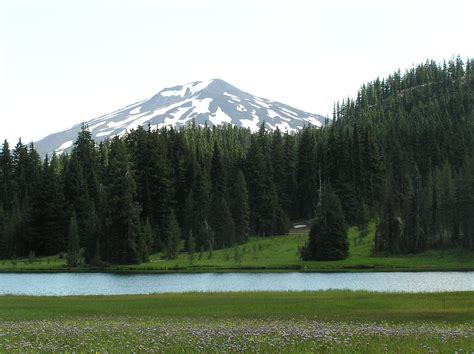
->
165;210;181;259
231;170;250;244
301;184;348;261
67;210;80;267
104;137;145;264
209;141;235;247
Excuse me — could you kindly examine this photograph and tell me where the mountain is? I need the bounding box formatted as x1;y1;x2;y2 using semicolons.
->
34;79;327;155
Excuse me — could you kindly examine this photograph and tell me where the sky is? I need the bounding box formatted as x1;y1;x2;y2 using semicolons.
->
0;0;473;144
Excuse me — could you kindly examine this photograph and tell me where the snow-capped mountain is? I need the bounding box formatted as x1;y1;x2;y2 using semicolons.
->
34;79;327;155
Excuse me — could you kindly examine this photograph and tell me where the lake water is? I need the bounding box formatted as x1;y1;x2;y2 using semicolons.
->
0;272;472;296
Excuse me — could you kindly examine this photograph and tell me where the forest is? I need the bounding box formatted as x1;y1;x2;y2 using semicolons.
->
0;57;472;265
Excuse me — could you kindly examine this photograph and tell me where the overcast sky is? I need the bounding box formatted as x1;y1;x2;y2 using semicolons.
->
0;0;472;144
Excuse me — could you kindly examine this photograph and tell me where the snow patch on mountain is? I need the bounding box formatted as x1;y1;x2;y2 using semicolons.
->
209;107;233;125
129;106;142;114
57;140;73;151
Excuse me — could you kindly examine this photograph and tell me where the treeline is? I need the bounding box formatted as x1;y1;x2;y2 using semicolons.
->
0;123;298;264
0;57;473;264
334;57;474;253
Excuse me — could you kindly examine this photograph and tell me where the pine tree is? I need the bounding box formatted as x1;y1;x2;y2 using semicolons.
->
63;155;90;252
83;201;99;263
456;159;474;249
210;193;235;248
231;170;250;244
30;154;68;256
209;141;234;248
165;210;181;259
301;184;348;261
246;136;266;234
74;124;99;204
190;165;211;250
0;207;6;258
296;128;317;219
375;175;402;253
0;140;14;210
186;230;196;264
360;126;384;208
152;135;174;252
67;210;80;267
435;161;456;246
282;132;298;219
104;137;144;264
271;128;288;216
246;135;284;236
140;218;154;262
11;140;39;256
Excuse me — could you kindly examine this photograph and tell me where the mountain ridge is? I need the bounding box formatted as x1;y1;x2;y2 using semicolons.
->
35;79;327;155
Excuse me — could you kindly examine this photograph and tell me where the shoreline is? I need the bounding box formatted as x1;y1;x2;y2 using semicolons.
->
0;265;473;274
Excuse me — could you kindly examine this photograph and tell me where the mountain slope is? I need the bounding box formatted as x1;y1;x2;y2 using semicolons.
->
35;79;327;155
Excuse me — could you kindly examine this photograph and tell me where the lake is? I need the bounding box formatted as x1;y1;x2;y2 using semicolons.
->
0;272;472;296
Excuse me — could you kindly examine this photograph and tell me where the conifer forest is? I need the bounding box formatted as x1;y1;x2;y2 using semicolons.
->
0;58;473;265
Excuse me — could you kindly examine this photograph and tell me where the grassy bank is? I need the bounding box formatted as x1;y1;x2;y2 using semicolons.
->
1;222;474;272
0;291;472;352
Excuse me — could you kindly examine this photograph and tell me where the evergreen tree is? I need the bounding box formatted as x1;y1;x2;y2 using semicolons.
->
209;142;235;248
360;126;384;209
0;207;6;258
0;140;13;210
63;155;90;250
186;230;196;264
83;201;99;263
375;174;402;253
74;124;100;204
246;135;285;236
139;218;154;262
282;132;298;219
152;134;174;252
190;165;211;250
104;138;144;264
67;210;80;267
246;136;266;234
271;128;289;218
231;170;250;243
30;154;68;256
11;140;38;256
301;184;348;261
296;128;317;219
165;210;181;259
456;159;474;249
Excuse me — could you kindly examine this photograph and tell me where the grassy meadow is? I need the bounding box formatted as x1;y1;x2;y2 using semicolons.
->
1;222;473;272
0;223;472;352
0;291;472;352
2;291;473;322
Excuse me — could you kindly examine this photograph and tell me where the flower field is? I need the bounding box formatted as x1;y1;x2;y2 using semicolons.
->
0;291;472;352
0;317;472;353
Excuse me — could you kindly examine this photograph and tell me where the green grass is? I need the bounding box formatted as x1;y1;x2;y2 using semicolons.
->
0;291;473;322
0;291;472;352
1;221;473;272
